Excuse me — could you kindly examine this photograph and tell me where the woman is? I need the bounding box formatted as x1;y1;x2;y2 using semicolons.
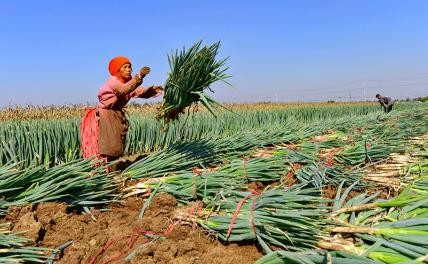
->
80;56;162;162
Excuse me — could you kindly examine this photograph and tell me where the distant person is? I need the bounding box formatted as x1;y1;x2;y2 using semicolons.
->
375;94;394;113
80;56;163;164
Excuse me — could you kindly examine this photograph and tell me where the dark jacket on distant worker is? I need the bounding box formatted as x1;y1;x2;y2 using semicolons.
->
378;96;394;113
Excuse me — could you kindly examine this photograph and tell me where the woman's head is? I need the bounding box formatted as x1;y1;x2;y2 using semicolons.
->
108;56;132;82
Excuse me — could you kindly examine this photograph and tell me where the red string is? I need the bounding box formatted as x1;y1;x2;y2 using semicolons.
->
89;201;202;264
90;219;185;264
103;234;149;264
163;219;182;237
197;201;204;216
189;202;198;218
89;232;151;264
226;190;259;239
286;163;302;179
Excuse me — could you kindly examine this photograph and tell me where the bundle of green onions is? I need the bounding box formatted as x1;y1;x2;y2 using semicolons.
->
122;137;232;179
407;164;428;196
124;172;244;204
334;141;396;166
255;250;383;264
325;181;428;263
297;134;348;156
156;40;231;124
122;147;203;179
124;153;295;206
330;180;427;220
324;220;428;264
218;155;289;182
0;161;31;198
294;163;366;189
407;161;428;176
192;186;327;252
272;149;316;165
122;129;299;180
0;158;118;215
0;223;54;263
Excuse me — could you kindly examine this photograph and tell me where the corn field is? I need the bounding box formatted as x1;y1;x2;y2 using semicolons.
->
1;101;428;263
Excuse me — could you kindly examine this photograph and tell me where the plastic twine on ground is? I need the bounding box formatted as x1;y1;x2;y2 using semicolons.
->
226;190;260;240
90;200;201;264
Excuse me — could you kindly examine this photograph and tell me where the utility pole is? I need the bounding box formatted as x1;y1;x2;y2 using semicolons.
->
349;92;352;102
275;91;278;103
363;81;366;101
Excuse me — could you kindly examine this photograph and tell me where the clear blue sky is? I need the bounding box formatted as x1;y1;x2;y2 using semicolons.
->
1;0;428;106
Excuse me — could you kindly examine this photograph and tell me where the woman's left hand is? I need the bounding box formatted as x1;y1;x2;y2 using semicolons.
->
148;85;164;98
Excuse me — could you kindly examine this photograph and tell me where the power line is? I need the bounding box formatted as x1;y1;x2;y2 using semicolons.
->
364;81;428;89
363;74;428;82
289;74;428;94
269;80;428;97
242;91;428;103
241;74;428;100
301;74;428;92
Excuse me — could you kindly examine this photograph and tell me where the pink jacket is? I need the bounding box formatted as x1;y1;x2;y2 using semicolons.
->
98;76;152;109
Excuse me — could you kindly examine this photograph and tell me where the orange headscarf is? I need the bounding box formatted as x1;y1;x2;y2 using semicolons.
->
108;56;131;83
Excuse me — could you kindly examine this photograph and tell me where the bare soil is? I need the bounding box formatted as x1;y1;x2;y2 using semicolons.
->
2;193;262;264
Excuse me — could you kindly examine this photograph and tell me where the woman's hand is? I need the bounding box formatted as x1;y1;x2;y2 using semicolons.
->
148;85;164;98
139;66;151;78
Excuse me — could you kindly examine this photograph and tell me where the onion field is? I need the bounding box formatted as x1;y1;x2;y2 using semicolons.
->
1;102;428;264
